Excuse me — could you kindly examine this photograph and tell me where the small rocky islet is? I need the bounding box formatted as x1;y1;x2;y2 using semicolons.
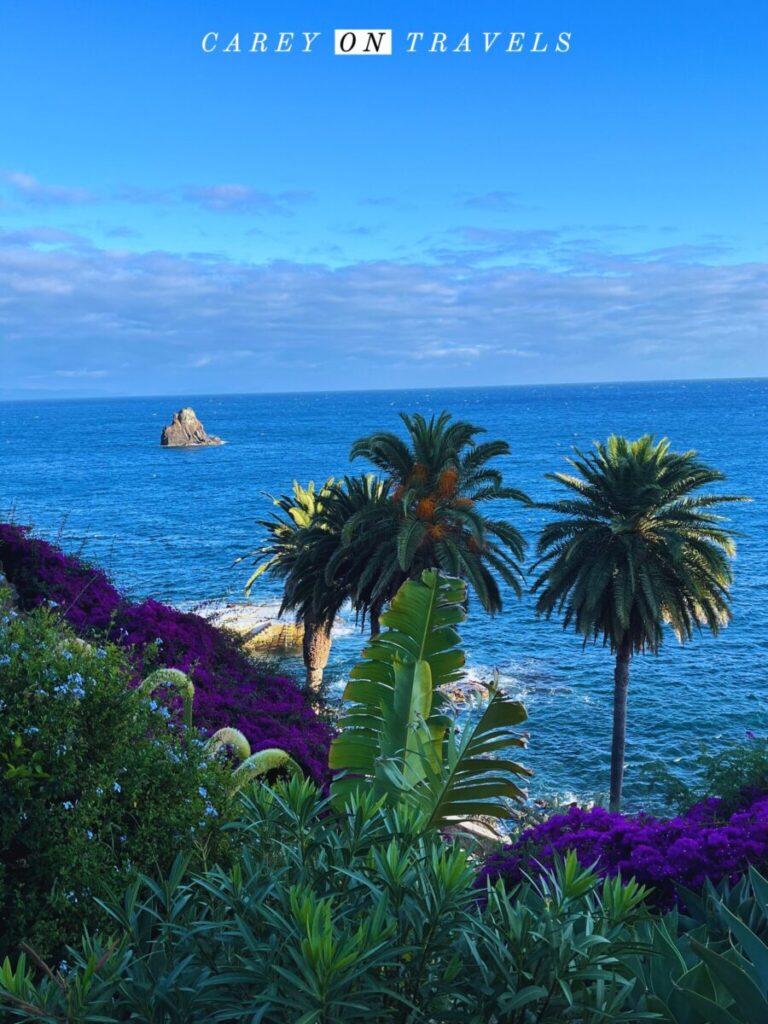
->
160;406;224;447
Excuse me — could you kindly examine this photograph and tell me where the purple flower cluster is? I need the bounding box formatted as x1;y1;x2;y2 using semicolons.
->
0;524;121;630
0;524;332;782
479;796;768;907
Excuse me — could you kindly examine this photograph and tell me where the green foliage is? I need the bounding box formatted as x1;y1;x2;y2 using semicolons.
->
641;736;768;816
295;474;397;630
139;667;195;727
239;478;335;598
532;434;746;653
632;866;768;1024
0;779;657;1023
0;607;231;960
204;726;252;761
349;410;531;614
231;748;301;791
203;728;300;792
330;570;531;827
532;433;746;809
238;475;394;685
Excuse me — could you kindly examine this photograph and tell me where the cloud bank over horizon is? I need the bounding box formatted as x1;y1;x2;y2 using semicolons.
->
1;201;765;399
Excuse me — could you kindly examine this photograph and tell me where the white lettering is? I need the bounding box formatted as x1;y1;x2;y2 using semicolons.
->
507;32;525;53
223;33;240;53
276;32;294;53
406;32;424;53
201;32;218;53
250;32;267;53
430;32;447;53
302;31;321;53
453;33;471;53
483;32;501;53
556;32;572;53
532;32;548;53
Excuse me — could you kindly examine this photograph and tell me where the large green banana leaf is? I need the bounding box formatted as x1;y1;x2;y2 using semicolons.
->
418;682;532;828
329;569;530;825
329;570;461;803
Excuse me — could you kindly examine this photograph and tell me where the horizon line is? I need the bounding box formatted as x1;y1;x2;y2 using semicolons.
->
0;374;766;405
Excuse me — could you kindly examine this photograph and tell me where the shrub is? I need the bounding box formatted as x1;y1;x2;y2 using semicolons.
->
0;778;655;1023
0;524;332;782
641;733;768;816
115;598;332;782
0;605;232;960
0;524;120;630
479;796;768;908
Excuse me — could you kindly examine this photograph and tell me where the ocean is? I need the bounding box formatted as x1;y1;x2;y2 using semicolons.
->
1;379;766;807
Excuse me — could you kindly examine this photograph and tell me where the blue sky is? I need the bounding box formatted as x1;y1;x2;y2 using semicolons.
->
1;1;766;398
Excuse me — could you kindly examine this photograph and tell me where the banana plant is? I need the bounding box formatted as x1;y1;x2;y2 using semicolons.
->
329;569;531;827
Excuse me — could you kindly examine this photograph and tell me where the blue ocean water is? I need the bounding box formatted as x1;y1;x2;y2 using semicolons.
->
1;380;766;807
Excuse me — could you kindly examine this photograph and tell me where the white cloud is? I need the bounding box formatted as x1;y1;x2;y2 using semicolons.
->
0;236;765;394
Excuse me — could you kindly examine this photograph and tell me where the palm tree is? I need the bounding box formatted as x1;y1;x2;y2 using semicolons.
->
531;435;747;811
288;474;397;641
344;411;530;619
239;479;341;690
241;477;395;689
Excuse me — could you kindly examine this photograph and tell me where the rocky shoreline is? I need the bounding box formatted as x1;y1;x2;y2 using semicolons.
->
194;600;493;705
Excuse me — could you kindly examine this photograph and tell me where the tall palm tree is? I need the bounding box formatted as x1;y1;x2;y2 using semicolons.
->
531;435;747;810
241;477;395;689
344;411;531;619
239;479;341;690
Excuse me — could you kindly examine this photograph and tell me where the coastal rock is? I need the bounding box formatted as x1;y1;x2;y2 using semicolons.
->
160;407;224;447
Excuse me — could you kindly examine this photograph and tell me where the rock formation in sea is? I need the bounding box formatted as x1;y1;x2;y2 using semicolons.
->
160;407;224;447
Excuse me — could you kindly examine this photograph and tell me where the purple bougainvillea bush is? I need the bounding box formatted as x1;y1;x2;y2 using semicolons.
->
0;523;332;781
478;796;768;908
0;523;121;630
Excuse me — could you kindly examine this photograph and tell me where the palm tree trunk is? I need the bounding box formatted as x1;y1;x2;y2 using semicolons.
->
303;616;332;691
370;605;381;638
609;638;632;811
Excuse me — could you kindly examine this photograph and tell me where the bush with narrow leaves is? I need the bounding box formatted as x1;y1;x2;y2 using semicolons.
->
0;778;657;1023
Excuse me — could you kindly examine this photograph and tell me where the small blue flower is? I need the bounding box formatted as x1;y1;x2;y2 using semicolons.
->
61;650;73;661
67;672;84;685
148;699;159;712
95;648;107;659
160;706;171;719
198;786;208;799
62;801;74;810
0;655;11;667
204;802;219;817
95;787;104;796
9;642;19;652
113;781;121;793
85;829;95;840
